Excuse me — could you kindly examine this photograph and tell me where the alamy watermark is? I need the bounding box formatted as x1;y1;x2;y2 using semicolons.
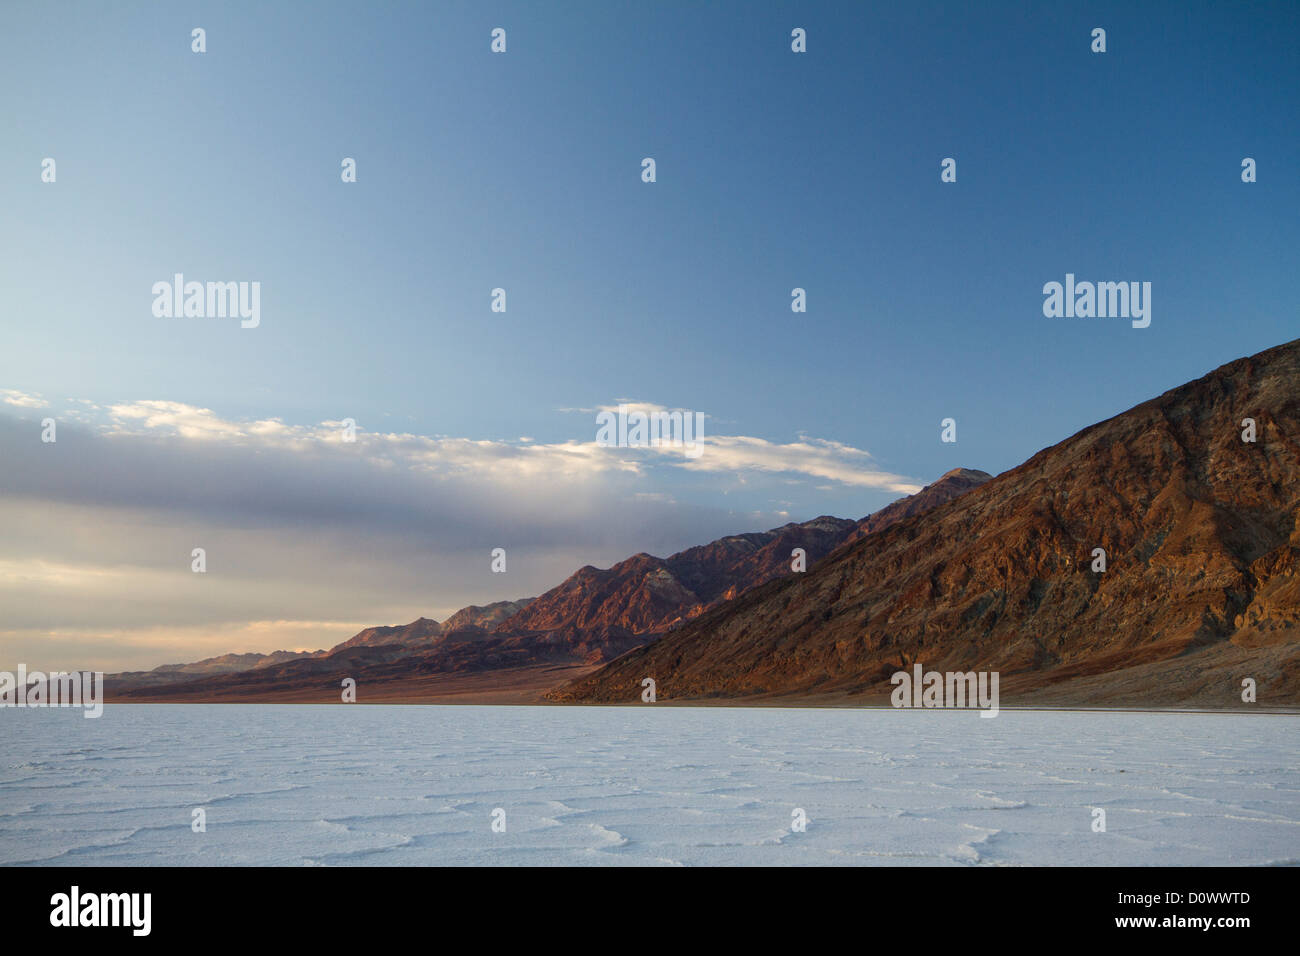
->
1042;273;1150;328
0;665;104;718
50;886;150;935
890;663;999;717
596;404;705;458
151;274;260;328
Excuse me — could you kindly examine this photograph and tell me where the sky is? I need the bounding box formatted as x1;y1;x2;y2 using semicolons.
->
1;1;1297;670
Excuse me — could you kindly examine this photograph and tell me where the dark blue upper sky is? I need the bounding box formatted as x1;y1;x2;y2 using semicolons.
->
3;0;1297;518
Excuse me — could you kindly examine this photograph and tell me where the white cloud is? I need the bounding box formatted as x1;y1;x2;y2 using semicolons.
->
91;398;916;491
0;395;924;670
679;436;922;493
1;389;47;409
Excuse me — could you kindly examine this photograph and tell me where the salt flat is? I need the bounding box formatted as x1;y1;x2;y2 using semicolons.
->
1;705;1296;866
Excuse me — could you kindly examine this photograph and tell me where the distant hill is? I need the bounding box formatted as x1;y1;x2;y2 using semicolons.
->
109;648;325;691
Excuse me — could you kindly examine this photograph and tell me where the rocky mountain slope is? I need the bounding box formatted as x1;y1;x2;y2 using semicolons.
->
442;599;535;632
109;475;988;699
552;339;1300;707
329;616;444;652
495;516;858;660
848;467;991;542
498;471;991;662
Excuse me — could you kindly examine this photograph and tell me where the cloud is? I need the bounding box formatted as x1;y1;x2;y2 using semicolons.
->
85;398;916;491
680;436;922;493
1;389;47;409
0;396;923;670
561;398;918;490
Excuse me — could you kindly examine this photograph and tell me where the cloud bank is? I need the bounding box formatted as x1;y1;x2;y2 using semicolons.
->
0;397;921;670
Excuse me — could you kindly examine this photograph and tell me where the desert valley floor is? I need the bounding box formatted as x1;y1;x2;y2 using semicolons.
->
3;705;1296;866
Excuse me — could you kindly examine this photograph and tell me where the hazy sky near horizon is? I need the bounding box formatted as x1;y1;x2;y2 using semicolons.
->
2;1;1297;670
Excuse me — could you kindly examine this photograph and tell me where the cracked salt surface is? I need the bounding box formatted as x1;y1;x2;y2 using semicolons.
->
1;705;1296;866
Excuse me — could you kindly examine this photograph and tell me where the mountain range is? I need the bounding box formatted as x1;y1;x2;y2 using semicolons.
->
553;339;1300;707
109;470;990;700
109;339;1300;707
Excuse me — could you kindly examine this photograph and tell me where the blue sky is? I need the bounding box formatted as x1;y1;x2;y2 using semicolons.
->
1;1;1297;668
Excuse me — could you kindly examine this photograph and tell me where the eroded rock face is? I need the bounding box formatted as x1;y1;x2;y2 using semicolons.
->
553;339;1300;706
498;521;854;646
494;470;991;662
849;468;992;541
440;600;535;633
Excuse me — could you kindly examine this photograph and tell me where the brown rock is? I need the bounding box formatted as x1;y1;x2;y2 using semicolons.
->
551;339;1300;707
